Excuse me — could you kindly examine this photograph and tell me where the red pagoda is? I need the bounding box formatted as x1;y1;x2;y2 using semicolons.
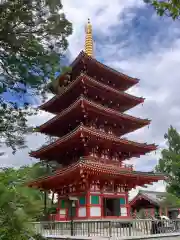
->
28;19;164;220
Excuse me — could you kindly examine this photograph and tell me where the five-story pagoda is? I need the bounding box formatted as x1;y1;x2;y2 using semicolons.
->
28;19;164;220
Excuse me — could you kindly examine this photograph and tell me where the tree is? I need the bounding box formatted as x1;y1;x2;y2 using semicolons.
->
0;0;72;154
0;158;62;239
145;0;180;20
0;166;44;240
161;193;180;208
156;126;180;197
0;106;36;155
0;0;72;90
0;161;61;239
47;66;72;94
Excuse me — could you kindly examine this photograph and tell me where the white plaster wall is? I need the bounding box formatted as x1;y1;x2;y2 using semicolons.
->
78;207;86;217
90;206;101;217
59;209;66;215
120;207;127;216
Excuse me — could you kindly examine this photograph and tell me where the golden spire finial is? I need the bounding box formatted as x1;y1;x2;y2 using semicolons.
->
85;18;93;57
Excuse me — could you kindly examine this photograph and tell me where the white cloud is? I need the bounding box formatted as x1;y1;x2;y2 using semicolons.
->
62;0;144;59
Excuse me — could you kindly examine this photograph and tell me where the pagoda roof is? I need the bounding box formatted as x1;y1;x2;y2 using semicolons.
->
30;126;157;162
40;73;144;114
70;51;139;91
37;97;150;137
27;159;165;190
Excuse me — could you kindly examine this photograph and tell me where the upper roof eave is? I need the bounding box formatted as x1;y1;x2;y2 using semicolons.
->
30;125;157;159
70;51;139;87
47;50;139;99
37;97;150;134
39;73;144;112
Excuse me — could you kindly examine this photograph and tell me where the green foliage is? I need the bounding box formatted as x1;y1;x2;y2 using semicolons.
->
0;106;36;155
0;0;72;154
31;160;61;179
33;234;47;240
161;193;180;207
145;0;180;20
47;203;58;214
0;161;62;239
0;0;72;90
156;126;180;197
0;165;44;240
47;66;72;94
61;66;73;75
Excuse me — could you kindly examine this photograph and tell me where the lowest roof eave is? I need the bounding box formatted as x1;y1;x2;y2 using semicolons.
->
27;160;165;189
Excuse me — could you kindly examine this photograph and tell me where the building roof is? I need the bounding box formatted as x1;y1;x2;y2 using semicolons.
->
39;73;143;114
36;97;150;137
30;125;157;162
130;190;166;206
71;51;139;91
27;159;165;190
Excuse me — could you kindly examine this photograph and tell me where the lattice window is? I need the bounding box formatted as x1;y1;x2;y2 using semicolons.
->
60;200;65;208
119;198;125;205
91;195;99;204
79;196;86;206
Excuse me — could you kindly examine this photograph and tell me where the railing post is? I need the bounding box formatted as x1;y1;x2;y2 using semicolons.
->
109;221;112;237
128;222;132;236
70;220;74;236
32;218;180;238
87;221;90;237
174;220;178;232
69;199;74;236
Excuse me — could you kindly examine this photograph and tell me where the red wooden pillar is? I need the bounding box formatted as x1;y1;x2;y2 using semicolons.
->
55;193;60;221
165;207;168;217
86;190;90;218
125;192;130;217
151;208;155;217
134;209;137;218
145;209;148;218
75;196;79;219
56;193;60;212
101;194;104;218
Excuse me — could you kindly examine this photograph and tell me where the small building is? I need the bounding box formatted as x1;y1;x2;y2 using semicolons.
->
130;190;180;219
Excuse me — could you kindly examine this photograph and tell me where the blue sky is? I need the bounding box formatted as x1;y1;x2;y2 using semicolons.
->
2;0;180;195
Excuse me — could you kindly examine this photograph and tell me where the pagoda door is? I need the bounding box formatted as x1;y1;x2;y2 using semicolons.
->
114;198;120;216
103;198;120;216
67;201;76;219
